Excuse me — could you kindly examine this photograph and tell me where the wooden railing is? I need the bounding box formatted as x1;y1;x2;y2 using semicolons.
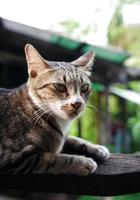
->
0;154;140;196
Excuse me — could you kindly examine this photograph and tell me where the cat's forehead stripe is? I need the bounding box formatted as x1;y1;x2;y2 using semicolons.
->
49;61;89;83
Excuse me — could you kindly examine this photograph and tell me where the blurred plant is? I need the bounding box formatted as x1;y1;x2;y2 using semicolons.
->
57;19;96;42
59;19;80;34
127;105;140;151
107;0;140;66
107;0;140;161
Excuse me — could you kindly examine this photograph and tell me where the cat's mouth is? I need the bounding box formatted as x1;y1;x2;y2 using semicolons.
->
66;109;82;119
61;104;84;119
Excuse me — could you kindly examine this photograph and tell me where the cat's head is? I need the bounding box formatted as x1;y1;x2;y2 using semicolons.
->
25;44;95;120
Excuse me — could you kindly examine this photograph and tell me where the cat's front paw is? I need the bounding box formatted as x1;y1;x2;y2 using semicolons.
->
84;143;109;161
93;145;109;160
72;156;97;176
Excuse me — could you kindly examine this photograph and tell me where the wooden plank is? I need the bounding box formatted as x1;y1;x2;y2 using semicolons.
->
0;154;140;196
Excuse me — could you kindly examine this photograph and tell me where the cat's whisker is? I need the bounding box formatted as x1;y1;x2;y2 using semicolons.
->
86;106;94;114
34;111;46;125
33;105;54;125
87;108;95;122
31;109;43;122
86;104;99;113
85;107;92;120
31;107;47;125
46;111;54;121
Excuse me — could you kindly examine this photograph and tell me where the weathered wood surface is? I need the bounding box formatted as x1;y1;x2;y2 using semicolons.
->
0;154;140;196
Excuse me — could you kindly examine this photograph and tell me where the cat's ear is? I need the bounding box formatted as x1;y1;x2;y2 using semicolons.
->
25;44;51;78
71;51;95;75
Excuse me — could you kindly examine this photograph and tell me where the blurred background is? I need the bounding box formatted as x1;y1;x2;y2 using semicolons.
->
0;0;140;199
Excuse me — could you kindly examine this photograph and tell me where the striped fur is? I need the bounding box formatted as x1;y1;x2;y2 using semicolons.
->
0;44;109;175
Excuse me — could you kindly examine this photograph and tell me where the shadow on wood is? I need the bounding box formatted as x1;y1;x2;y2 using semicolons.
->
0;154;140;196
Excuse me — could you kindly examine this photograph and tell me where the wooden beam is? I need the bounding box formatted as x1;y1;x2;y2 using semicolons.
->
0;154;140;196
110;86;140;104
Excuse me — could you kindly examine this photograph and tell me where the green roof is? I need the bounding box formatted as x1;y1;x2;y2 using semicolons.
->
91;83;105;92
82;45;130;65
49;34;81;50
49;33;130;65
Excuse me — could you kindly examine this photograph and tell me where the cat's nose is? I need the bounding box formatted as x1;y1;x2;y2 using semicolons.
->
71;102;82;110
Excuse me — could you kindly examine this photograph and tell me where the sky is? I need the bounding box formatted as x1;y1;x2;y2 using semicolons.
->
0;0;139;45
0;0;117;45
123;3;140;25
0;0;116;28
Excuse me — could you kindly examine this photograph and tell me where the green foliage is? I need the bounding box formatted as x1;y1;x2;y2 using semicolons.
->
127;106;140;151
108;1;140;56
109;95;120;119
122;26;140;54
80;107;97;143
129;81;140;93
107;4;124;45
78;196;102;200
60;19;80;34
125;81;140;151
78;194;140;200
114;193;140;200
58;19;95;41
108;0;140;154
119;0;140;3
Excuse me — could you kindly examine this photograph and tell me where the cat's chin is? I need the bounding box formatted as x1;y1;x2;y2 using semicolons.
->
54;107;84;121
69;111;80;119
65;110;82;120
56;111;79;121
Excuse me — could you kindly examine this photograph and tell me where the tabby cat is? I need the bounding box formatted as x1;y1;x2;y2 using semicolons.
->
0;44;109;175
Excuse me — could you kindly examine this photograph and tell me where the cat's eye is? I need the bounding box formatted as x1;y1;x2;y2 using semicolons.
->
53;83;67;93
81;84;90;93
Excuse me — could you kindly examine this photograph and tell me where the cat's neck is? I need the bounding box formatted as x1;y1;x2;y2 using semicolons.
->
56;117;72;136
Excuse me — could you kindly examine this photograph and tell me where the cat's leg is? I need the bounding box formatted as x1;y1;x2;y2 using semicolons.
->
62;136;109;161
39;152;97;175
6;151;97;176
